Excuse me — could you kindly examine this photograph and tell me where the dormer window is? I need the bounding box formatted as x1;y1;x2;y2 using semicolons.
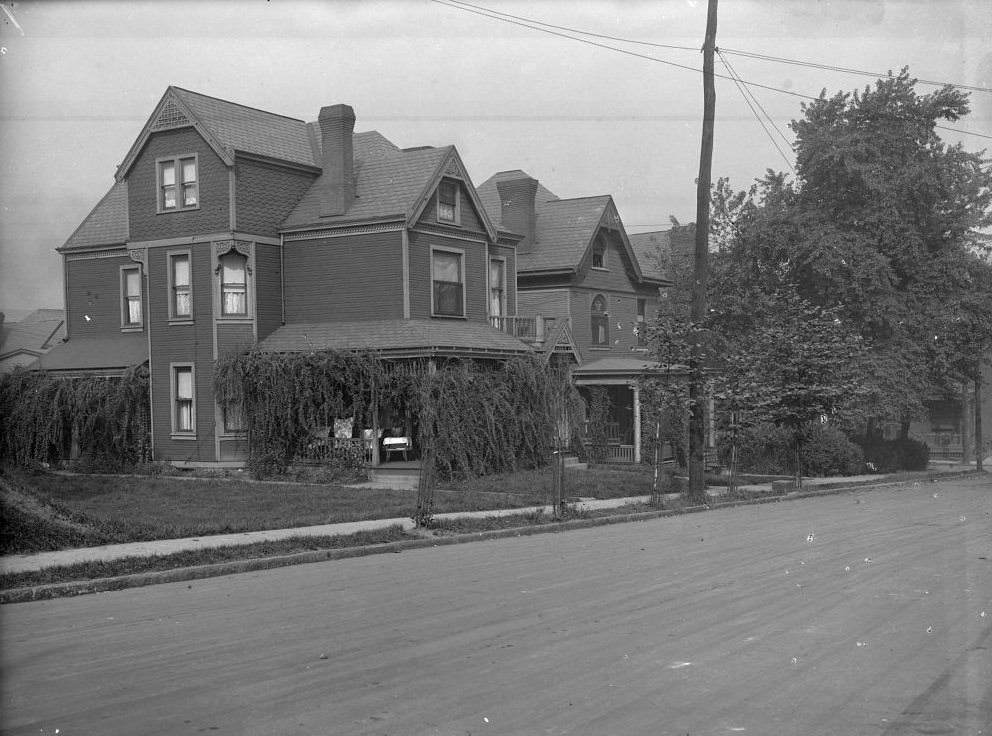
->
158;155;198;212
437;180;459;224
592;235;607;269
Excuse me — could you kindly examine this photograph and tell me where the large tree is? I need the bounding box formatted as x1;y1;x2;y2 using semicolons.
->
708;70;992;434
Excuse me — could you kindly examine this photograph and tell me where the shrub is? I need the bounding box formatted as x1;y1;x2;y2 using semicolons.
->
854;436;930;472
720;421;864;477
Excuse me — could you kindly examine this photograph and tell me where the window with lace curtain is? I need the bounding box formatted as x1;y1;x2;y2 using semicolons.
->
432;248;464;317
489;258;506;319
121;265;142;329
172;364;195;436
220;251;248;316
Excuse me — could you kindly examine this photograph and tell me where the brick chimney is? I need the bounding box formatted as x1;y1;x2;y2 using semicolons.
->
318;104;356;217
495;174;539;252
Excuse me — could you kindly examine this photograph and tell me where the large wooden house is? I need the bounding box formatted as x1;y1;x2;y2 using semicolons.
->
37;87;572;467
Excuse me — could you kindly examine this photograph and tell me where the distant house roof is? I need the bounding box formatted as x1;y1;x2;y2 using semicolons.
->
259;319;533;359
31;334;148;375
475;170;560;231
0;310;66;370
525;195;613;272
628;226;695;282
61;181;129;251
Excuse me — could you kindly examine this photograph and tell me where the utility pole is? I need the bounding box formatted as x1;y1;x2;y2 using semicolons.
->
688;0;718;500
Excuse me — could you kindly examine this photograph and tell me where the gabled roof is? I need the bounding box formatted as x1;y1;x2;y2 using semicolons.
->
60;180;129;251
282;145;497;241
116;87;320;180
258;319;533;359
0;311;65;363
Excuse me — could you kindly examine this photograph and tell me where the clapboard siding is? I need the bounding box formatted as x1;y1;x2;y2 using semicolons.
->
254;243;283;341
217;323;255;358
283;231;404;323
65;255;138;337
407;231;488;322
128;128;230;242
148;242;218;461
517;288;570;319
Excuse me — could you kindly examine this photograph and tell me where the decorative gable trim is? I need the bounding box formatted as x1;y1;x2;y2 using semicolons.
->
408;148;497;242
115;87;234;183
577;197;646;284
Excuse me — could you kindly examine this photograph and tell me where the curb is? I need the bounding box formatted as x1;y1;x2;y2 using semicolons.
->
2;470;985;604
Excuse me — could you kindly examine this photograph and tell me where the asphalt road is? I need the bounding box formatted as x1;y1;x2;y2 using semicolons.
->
2;476;990;736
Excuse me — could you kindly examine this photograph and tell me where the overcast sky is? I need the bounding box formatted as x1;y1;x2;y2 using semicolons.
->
1;0;989;315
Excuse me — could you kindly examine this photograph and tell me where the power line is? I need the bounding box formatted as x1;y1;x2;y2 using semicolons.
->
720;47;992;94
718;50;796;174
432;0;992;142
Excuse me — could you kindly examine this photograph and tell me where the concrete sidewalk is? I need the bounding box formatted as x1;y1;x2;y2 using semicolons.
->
1;464;983;576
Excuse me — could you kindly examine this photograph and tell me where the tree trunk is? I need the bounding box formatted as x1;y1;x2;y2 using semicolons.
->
976;369;984;472
899;417;911;441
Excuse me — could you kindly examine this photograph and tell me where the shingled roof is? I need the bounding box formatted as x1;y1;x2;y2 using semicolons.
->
475;169;560;232
60;181;129;251
281;144;454;230
259;319;533;358
31;333;148;375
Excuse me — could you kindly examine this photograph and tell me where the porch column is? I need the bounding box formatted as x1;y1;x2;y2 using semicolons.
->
633;383;641;464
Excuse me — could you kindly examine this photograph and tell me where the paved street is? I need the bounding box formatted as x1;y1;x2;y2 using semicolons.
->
1;476;990;735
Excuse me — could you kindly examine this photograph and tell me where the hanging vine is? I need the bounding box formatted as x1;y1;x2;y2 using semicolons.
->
0;366;151;471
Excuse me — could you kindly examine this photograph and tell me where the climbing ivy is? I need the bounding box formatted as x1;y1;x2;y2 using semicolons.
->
0;367;151;471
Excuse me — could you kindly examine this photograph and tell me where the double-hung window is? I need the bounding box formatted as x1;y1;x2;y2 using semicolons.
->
173;365;195;435
220;252;248;316
591;294;609;346
437;181;459;224
170;252;192;319
636;298;648;347
159;155;198;212
489;258;506;319
432;249;464;317
121;266;142;329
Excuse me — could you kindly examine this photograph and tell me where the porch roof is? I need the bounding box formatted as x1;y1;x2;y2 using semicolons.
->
30;334;149;375
258;319;534;359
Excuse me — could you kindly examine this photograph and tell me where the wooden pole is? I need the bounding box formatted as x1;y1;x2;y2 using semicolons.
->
976;369;984;471
688;0;718;500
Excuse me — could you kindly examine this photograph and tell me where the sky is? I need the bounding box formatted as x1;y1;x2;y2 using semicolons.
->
1;0;989;316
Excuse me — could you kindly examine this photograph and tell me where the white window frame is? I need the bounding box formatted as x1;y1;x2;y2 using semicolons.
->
489;257;506;319
591;294;610;347
219;250;249;318
168;250;193;322
436;180;460;225
591;234;608;270
170;363;196;438
120;264;143;331
431;245;466;318
157;154;199;213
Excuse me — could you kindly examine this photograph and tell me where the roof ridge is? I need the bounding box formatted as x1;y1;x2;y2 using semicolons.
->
170;86;307;124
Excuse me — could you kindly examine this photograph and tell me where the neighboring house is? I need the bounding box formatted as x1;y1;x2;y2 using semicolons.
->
37;87;564;467
476;171;673;463
0;309;66;373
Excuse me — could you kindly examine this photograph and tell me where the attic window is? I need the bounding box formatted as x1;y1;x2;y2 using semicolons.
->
158;155;198;212
437;180;459;224
592;235;607;269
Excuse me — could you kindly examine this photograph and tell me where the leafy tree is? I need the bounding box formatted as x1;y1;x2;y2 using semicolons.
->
709;70;992;435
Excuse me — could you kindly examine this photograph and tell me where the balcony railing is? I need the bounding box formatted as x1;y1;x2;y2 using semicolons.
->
490;315;561;345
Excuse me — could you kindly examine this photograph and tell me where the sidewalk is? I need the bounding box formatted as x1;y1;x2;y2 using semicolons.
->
1;464;984;576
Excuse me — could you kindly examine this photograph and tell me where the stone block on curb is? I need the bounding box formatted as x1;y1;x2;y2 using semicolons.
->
772;480;796;493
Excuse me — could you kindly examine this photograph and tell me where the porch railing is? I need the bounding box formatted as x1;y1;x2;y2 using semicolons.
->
490;315;560;345
914;432;964;460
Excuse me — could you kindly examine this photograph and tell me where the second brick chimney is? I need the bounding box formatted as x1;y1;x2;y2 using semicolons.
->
318;104;356;217
495;173;539;252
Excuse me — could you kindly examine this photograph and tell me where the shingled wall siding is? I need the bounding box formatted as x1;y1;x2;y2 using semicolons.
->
234;159;316;238
408;232;488;322
416;183;486;232
582;233;642;293
283;231;404;323
128;128;230;242
148;242;218;462
254;243;283;341
65;254;139;337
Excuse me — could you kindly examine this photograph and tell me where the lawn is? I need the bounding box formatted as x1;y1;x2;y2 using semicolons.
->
3;465;677;552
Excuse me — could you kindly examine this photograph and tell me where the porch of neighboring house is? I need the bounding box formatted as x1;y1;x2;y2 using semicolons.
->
490;314;578;360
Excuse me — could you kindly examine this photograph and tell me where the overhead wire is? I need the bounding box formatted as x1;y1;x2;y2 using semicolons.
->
718;49;796;174
433;0;992;142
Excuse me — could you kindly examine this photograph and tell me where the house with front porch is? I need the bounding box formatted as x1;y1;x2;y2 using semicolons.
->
37;87;572;470
476;171;675;463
